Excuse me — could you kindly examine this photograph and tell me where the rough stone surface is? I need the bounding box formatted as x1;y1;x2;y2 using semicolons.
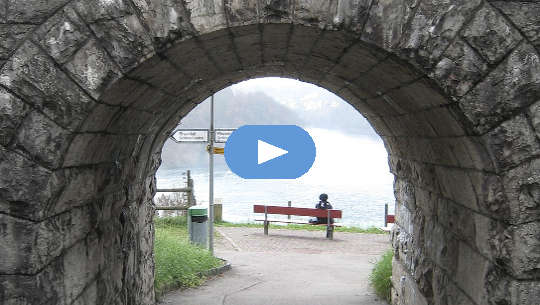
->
0;41;95;131
505;221;540;279
131;0;195;47
485;114;540;171
32;5;91;65
1;1;539;305
462;4;522;64
398;0;482;69
529;101;540;140
4;0;69;23
73;0;155;71
431;38;489;98
0;146;62;220
14;111;72;169
460;43;540;134
0;24;35;61
362;0;415;51
492;1;540;51
63;40;122;99
503;158;540;224
0;87;29;146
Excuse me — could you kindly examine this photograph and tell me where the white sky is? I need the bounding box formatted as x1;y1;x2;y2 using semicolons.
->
230;77;343;111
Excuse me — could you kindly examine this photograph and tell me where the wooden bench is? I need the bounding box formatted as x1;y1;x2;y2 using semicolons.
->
384;203;395;227
253;205;343;239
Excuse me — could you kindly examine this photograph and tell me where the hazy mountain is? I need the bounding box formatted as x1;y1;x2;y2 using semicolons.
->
159;85;380;170
300;105;378;137
160;88;304;169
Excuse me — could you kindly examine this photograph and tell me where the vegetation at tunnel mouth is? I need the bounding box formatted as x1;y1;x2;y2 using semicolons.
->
370;249;394;303
153;216;390;301
153;216;222;300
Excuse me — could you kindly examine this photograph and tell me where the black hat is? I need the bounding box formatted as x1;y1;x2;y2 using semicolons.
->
319;193;328;201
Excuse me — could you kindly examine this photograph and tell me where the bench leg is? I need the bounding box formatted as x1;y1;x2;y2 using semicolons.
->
326;225;334;240
264;221;269;235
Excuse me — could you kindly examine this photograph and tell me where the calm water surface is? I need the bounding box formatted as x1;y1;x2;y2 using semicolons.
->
156;128;396;228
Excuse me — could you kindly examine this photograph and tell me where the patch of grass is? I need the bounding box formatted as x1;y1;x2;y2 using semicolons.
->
215;221;388;234
153;216;222;300
370;250;393;303
154;215;188;227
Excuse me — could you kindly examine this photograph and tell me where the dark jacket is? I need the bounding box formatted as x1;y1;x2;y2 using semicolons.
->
316;201;333;210
315;201;333;224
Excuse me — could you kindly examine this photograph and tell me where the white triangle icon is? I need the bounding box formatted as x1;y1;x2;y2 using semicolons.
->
258;140;288;165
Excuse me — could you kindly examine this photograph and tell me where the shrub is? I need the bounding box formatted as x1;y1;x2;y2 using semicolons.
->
154;215;188;227
370;250;393;303
153;216;221;300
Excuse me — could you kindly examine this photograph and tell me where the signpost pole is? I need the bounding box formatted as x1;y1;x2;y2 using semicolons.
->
208;95;215;255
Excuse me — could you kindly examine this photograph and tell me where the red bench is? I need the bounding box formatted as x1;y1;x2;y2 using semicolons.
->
253;205;342;239
384;203;395;227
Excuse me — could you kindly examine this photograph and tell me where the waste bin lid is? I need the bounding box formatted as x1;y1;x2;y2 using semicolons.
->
188;206;208;216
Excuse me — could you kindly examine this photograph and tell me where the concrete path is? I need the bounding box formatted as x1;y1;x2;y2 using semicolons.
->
160;227;391;305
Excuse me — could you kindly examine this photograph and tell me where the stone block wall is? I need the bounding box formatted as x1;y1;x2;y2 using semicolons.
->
0;1;538;305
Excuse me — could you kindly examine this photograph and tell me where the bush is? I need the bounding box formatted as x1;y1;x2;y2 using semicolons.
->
154;215;188;227
153;216;222;300
370;250;393;303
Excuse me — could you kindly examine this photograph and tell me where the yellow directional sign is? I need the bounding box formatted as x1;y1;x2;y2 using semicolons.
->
206;145;224;155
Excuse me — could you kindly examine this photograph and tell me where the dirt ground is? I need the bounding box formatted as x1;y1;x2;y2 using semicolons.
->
161;227;391;305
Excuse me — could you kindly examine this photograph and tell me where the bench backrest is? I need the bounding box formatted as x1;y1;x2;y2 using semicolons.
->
253;205;342;218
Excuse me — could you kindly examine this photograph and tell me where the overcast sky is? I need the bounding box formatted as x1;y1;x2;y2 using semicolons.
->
160;77;381;169
230;77;344;111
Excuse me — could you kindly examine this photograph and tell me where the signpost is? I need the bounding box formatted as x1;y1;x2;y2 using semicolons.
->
215;129;234;143
170;129;208;143
170;129;233;144
168;95;235;256
208;95;215;256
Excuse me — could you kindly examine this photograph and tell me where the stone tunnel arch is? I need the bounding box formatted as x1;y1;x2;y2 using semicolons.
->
1;1;539;305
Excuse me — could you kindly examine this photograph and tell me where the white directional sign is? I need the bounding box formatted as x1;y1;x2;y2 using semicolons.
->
257;140;288;165
215;129;235;143
171;128;236;143
171;129;208;143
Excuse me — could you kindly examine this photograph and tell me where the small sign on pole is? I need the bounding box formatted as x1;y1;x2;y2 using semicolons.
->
206;145;224;154
215;129;235;143
170;129;208;143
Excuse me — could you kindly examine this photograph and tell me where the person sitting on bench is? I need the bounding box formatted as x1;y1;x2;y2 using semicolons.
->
309;193;334;224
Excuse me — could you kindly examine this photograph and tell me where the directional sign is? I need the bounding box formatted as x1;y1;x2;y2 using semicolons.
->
215;129;234;143
171;129;208;143
206;145;225;154
170;128;235;143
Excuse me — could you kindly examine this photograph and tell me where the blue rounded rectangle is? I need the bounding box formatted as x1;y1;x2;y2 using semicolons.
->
224;125;316;179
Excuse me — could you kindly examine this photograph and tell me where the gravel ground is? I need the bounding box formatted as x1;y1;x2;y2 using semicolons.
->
215;226;390;254
161;227;391;305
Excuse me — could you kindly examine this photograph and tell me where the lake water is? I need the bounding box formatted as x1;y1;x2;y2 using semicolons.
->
156;128;396;228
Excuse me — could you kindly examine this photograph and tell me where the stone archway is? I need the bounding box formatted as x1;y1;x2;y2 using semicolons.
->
1;1;539;304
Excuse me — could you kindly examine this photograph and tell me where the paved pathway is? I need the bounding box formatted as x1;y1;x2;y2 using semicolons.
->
161;227;391;305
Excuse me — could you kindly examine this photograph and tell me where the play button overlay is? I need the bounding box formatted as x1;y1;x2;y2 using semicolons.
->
225;125;316;179
258;140;288;165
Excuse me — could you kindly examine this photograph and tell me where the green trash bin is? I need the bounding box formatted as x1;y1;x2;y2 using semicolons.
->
187;206;208;248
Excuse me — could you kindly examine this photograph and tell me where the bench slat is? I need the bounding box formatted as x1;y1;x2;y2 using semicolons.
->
254;219;343;226
253;205;342;218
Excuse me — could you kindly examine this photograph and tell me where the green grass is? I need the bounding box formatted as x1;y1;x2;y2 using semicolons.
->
154;215;189;227
370;250;394;303
153;216;222;300
153;216;389;300
215;220;388;234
